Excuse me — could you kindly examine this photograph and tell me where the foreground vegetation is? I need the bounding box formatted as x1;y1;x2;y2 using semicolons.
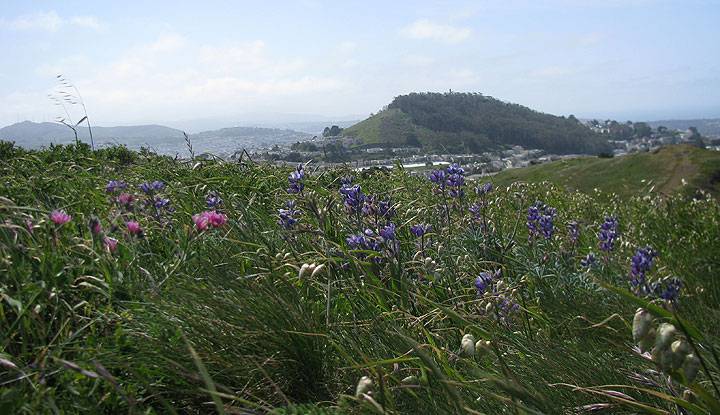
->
1;142;719;414
493;145;720;199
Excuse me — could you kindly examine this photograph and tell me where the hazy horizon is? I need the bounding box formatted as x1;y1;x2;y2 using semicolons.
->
2;0;719;127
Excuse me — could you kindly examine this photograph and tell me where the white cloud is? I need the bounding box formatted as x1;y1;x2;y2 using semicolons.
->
400;19;471;43
24;34;347;122
1;11;102;32
69;16;102;30
147;33;186;53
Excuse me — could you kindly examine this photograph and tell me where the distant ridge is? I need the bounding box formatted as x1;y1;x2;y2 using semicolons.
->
0;121;311;155
646;118;720;137
343;92;612;155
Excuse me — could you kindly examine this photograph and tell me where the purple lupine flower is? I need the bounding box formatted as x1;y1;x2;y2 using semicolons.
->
106;180;128;193
496;297;521;320
567;221;580;244
428;169;446;188
287;164;305;194
379;223;396;241
580;252;596;268
475;271;496;295
446;163;465;176
139;180;164;194
469;203;482;219
206;192;223;208
527;201;556;240
630;246;658;287
154;198;171;209
346;233;367;249
340;176;353;186
378;200;395;219
598;216;619;252
659;277;682;302
362;196;396;219
539;207;556;239
278;200;300;229
340;184;365;214
410;223;432;237
475;182;493;195
445;163;466;198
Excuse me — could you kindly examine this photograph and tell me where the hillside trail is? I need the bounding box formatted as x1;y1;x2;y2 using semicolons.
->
657;147;697;195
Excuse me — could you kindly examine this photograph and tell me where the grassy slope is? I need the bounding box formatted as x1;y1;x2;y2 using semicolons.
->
343;108;420;147
492;144;720;198
1;143;719;413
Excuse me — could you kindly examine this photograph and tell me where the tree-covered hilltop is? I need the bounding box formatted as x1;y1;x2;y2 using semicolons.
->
344;92;612;154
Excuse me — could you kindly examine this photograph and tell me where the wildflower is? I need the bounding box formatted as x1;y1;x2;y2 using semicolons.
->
117;193;135;207
646;277;683;302
659;277;682;302
278;200;300;229
154;198;171;209
126;221;142;235
474;270;499;295
362;196;395;219
206;191;223;208
345;233;366;249
598;216;619;252
106;180;127;193
49;209;72;225
192;211;228;231
445;163;466;198
567;221;580;244
475;182;493;195
580;252;596;268
103;236;118;253
527;201;556;240
25;219;34;234
89;216;102;235
340;184;365;214
379;223;396;241
287;164;305;194
428;169;446;189
346;231;382;254
410;223;432;237
630;246;657;287
139;180;165;194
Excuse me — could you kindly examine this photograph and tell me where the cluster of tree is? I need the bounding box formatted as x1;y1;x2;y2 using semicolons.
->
290;141;319;152
589;119;705;148
589;119;664;140
387;92;612;155
322;125;344;138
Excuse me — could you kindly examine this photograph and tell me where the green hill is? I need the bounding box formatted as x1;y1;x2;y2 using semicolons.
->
344;92;611;154
491;144;720;198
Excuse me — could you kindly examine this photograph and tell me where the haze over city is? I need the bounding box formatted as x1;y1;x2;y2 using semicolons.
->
1;0;719;129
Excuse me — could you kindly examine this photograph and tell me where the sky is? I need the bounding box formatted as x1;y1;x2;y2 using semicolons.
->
1;0;719;129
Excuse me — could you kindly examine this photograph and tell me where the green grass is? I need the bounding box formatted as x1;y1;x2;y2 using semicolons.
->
492;144;720;199
0;141;719;413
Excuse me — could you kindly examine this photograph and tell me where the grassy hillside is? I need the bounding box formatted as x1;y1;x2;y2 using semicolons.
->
1;141;719;413
344;92;611;154
492;144;720;198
